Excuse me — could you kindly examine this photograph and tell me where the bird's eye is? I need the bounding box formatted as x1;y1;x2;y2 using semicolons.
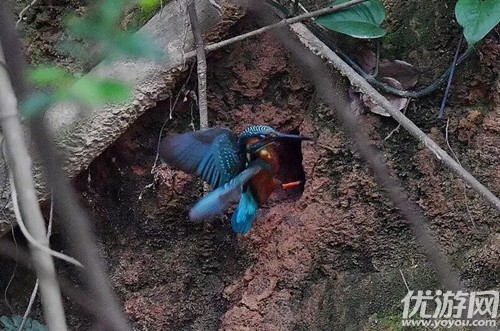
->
259;134;266;139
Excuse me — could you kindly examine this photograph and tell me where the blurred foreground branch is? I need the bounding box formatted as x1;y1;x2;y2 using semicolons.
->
0;2;131;329
289;23;500;212
251;4;495;329
0;45;67;331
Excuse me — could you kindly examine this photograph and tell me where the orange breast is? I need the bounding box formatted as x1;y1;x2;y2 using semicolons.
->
249;145;280;205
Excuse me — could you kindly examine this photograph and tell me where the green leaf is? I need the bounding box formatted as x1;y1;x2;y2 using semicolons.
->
65;0;165;61
28;66;74;88
22;78;131;118
316;0;386;39
0;315;16;328
100;0;127;26
108;32;165;60
325;21;386;39
93;80;132;102
21;91;57;119
0;315;47;331
66;15;104;41
455;0;500;47
68;77;132;106
139;0;161;11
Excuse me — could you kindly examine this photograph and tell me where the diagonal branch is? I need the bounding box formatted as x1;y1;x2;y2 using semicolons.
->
183;0;366;59
250;6;496;330
252;5;463;292
290;24;500;212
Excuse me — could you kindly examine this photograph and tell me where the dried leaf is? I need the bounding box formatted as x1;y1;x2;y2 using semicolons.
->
352;49;420;89
361;77;409;116
377;59;420;89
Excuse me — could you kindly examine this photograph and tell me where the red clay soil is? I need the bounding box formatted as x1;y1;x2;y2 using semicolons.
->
67;19;500;329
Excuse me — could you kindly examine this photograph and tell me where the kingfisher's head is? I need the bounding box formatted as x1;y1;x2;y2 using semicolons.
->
238;125;313;152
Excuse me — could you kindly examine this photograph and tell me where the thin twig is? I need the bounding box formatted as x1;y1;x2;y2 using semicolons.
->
208;0;223;15
8;173;83;267
15;0;39;28
439;35;463;118
0;44;67;331
187;0;209;130
290;22;500;212
152;63;195;176
142;63;196;201
372;39;380;77
183;0;366;60
384;123;401;141
384;101;411;141
31;124;132;331
18;280;39;330
399;269;411;292
3;219;17;315
18;198;55;331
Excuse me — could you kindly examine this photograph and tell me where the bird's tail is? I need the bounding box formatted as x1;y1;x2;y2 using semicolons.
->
231;190;258;234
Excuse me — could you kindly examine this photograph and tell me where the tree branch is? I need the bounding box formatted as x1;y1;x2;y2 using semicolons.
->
251;7;497;329
438;34;463;118
31;120;133;331
0;45;67;331
187;0;209;129
16;0;39;28
183;0;366;59
0;2;131;329
0;238;130;329
253;3;463;291
290;23;500;213
7;171;83;267
181;0;473;101
18;198;54;331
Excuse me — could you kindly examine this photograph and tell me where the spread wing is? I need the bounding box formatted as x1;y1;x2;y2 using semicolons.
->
189;163;265;222
159;128;244;188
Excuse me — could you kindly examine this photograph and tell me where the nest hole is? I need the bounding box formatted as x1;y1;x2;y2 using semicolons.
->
272;128;307;203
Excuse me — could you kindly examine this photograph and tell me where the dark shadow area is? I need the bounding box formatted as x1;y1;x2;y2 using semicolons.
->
272;128;307;202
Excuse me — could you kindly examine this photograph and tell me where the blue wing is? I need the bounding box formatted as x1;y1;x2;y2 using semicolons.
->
159;128;243;188
189;164;263;223
231;190;258;234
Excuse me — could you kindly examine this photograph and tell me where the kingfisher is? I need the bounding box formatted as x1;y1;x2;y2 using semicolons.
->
159;125;313;233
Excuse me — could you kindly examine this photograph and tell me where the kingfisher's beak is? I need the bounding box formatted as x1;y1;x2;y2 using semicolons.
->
248;132;314;153
274;132;315;141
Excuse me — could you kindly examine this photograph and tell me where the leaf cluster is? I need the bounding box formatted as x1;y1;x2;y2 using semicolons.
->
316;0;499;47
0;315;48;331
22;0;164;118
